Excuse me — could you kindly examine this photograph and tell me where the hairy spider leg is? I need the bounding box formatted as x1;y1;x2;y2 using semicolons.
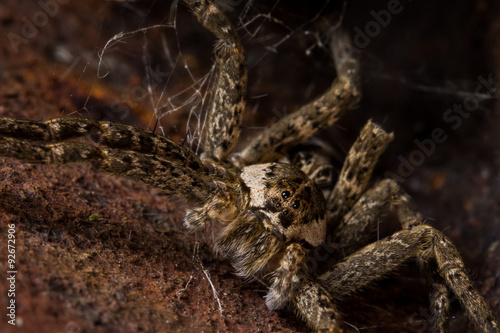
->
326;120;393;228
232;31;361;167
0;117;216;202
266;243;345;332
293;279;344;332
183;0;248;162
0;117;206;171
323;177;500;333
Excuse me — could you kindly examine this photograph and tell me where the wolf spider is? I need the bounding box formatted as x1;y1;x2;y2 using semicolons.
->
0;0;498;332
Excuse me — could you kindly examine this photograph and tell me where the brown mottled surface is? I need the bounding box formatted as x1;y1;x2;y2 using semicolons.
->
0;1;499;333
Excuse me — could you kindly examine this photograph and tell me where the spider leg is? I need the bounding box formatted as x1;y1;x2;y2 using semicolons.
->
0;117;207;172
331;179;461;332
183;0;247;162
0;119;218;202
266;244;307;310
233;31;361;167
330;179;398;257
326;120;393;228
331;179;453;332
425;255;453;333
280;137;342;201
293;280;344;333
322;184;500;332
398;191;457;333
266;243;344;332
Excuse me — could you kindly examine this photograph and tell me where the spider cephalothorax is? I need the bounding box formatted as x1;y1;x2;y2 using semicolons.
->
239;163;327;246
185;162;326;278
0;0;498;332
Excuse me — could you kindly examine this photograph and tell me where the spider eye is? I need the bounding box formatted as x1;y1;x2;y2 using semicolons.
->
281;191;290;199
292;200;300;209
275;202;281;208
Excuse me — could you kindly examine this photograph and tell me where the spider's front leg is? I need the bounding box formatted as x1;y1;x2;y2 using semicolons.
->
233;31;361;167
267;243;344;333
0;117;216;202
183;0;248;162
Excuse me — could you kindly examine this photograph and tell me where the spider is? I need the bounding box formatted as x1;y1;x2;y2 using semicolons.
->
0;0;498;332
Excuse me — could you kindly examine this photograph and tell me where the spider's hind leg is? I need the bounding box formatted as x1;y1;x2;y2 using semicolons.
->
322;222;499;332
331;179;454;332
327;177;499;332
321;119;498;331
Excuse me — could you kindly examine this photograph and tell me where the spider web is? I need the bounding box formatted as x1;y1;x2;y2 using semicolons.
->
82;0;343;154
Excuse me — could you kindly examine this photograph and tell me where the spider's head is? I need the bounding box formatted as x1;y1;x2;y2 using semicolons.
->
239;163;326;247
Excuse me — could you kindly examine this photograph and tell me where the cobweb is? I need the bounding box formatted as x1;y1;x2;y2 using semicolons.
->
79;0;498;161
